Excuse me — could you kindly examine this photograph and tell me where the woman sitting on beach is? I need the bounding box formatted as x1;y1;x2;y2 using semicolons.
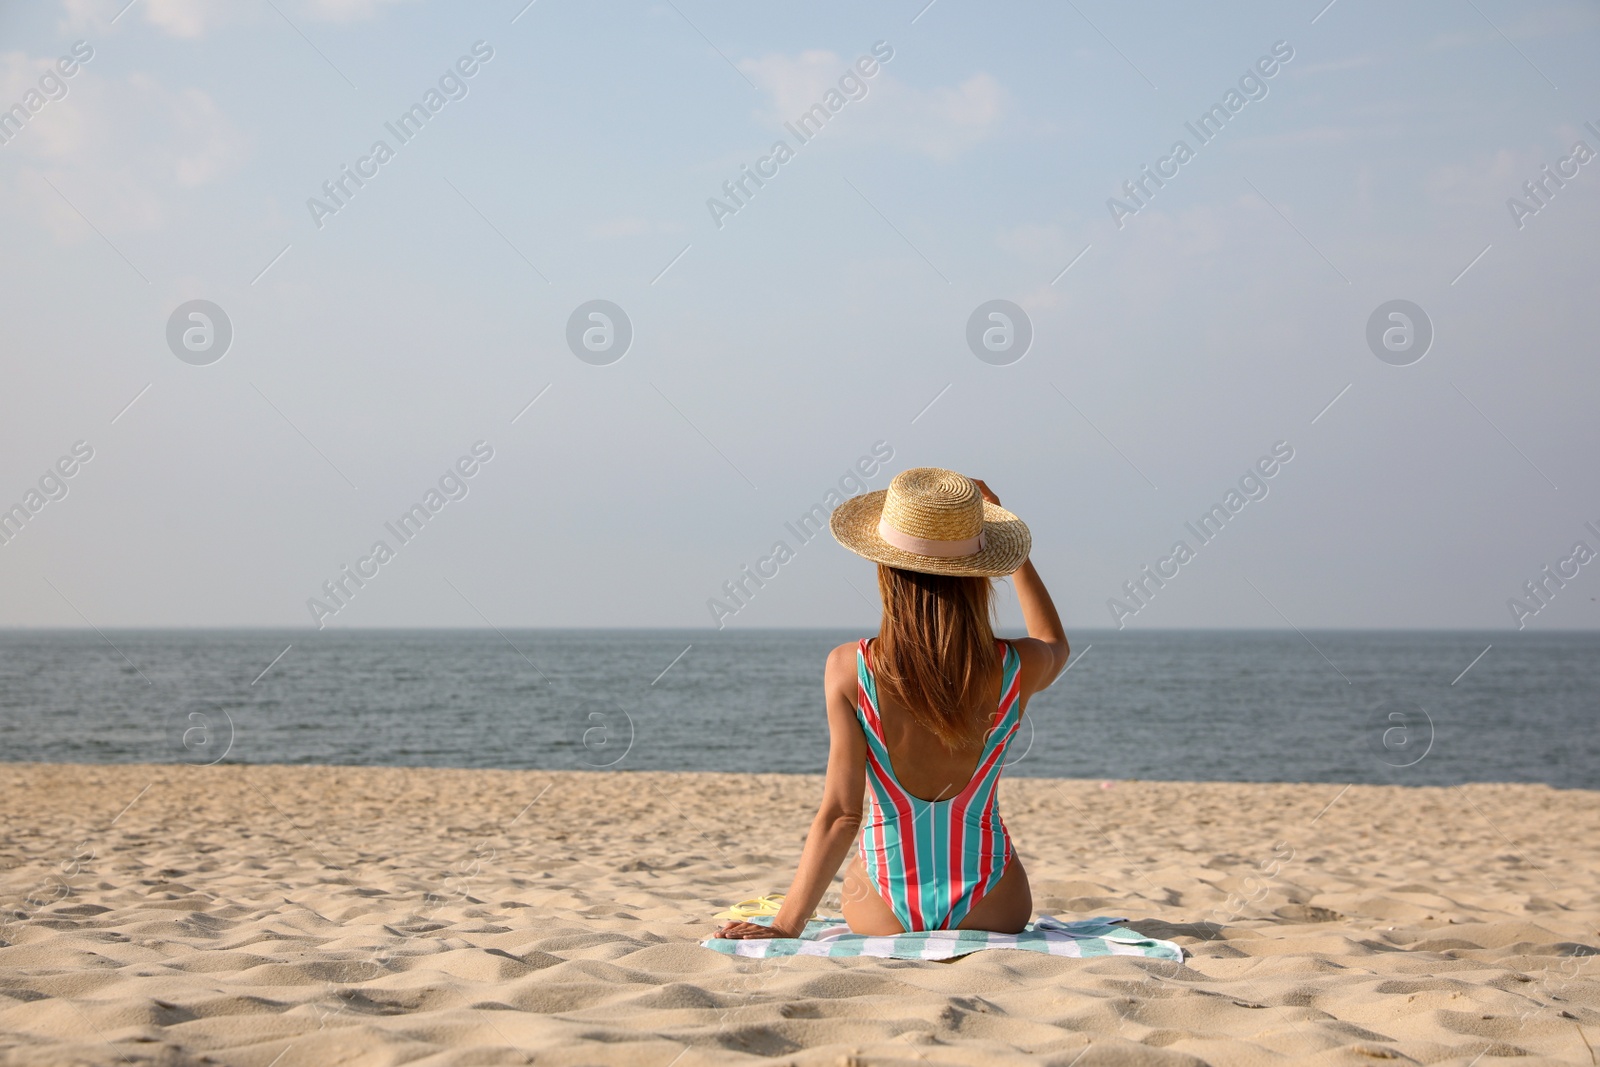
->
714;468;1070;939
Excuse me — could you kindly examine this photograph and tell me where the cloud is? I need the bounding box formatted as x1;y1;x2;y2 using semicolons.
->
0;47;97;160
1;52;248;240
137;76;249;186
299;0;418;23
59;0;415;38
738;49;1008;160
739;50;851;123
140;0;216;39
911;74;1007;156
59;0;243;38
1;51;78;154
1424;146;1553;212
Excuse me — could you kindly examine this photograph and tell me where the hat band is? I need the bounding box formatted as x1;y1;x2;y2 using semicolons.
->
877;516;985;558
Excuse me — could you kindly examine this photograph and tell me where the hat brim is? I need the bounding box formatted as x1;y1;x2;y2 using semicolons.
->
829;490;1031;578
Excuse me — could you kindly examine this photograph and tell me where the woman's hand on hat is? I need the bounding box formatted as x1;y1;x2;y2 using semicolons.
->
972;478;1028;574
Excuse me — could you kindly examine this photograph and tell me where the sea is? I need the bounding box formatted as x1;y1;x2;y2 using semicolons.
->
0;629;1594;788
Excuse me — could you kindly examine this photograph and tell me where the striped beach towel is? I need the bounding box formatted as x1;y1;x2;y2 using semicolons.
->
702;915;1183;961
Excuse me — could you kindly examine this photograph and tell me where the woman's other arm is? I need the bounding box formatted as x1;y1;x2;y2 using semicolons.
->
713;643;865;938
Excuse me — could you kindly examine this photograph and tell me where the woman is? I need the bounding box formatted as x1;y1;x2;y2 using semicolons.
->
713;467;1070;939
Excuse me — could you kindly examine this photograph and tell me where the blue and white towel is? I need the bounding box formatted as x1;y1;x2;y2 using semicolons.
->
702;914;1183;961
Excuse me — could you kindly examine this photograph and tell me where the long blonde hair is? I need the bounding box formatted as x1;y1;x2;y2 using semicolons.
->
873;564;998;751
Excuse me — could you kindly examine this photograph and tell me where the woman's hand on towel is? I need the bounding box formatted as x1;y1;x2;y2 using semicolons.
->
712;919;801;939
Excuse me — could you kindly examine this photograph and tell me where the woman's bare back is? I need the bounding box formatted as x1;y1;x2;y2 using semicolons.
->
867;642;1019;803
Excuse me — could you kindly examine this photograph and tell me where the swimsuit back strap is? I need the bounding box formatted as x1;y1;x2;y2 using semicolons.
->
855;638;883;739
976;640;1024;761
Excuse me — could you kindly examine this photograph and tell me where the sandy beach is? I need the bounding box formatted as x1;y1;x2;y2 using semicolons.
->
1;764;1596;1066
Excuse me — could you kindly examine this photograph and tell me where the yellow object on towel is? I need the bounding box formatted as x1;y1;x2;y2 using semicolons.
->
715;894;815;921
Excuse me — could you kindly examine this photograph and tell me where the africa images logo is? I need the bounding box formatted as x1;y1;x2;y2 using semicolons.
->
306;442;494;628
1108;442;1294;628
305;41;495;230
0;40;94;148
1106;40;1294;230
707;441;895;628
705;41;894;230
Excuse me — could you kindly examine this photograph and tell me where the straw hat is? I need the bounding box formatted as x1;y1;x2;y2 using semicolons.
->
829;467;1031;577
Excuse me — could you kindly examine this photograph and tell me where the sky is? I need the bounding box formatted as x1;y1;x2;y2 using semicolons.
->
1;0;1597;633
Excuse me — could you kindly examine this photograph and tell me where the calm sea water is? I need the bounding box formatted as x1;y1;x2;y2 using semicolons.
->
0;630;1594;788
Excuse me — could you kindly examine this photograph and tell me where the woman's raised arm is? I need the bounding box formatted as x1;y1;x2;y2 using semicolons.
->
973;480;1070;696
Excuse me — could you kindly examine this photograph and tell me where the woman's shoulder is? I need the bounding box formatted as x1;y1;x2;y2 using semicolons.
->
826;640;864;674
825;640;874;694
1006;636;1064;694
823;642;866;717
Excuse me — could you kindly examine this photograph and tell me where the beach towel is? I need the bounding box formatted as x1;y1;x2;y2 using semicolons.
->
702;914;1184;961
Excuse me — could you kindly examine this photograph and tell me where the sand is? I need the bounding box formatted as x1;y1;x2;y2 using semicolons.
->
1;764;1596;1066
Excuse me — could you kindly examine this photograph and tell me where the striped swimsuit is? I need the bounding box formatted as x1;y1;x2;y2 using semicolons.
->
854;638;1024;932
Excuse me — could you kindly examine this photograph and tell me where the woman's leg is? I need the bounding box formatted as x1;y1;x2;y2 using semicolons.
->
840;856;905;935
956;853;1032;934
